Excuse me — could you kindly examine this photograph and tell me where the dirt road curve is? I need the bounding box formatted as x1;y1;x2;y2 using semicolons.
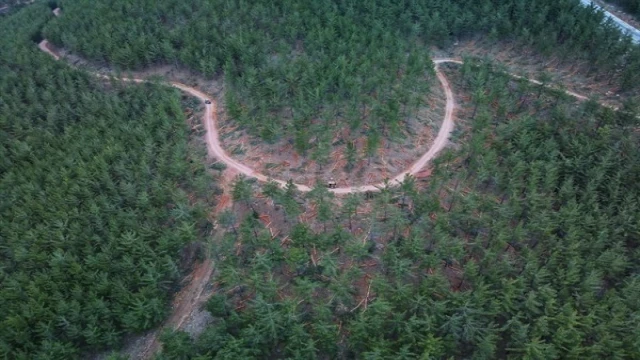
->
39;39;464;193
41;3;640;194
39;40;600;194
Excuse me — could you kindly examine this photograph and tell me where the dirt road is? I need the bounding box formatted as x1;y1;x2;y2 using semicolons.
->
37;40;453;193
42;0;640;195
39;40;602;194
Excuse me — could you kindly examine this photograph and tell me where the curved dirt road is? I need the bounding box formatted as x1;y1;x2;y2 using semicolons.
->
38;41;599;195
42;3;640;193
202;60;459;194
39;39;462;193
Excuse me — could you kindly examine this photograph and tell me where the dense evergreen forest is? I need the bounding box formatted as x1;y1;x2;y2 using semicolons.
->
159;61;640;359
2;0;640;359
44;0;640;159
0;5;215;359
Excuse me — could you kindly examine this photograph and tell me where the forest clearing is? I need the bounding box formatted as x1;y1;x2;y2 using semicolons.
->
2;0;640;359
